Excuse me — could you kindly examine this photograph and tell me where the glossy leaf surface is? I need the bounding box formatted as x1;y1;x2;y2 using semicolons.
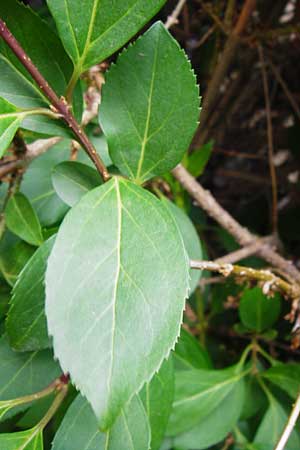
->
46;177;189;429
100;22;200;183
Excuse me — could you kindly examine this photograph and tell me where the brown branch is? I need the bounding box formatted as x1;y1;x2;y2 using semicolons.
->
215;237;274;264
258;44;278;233
165;0;187;30
190;260;300;300
172;164;300;283
194;0;256;147
0;18;109;181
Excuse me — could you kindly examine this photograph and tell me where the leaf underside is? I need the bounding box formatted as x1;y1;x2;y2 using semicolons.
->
46;177;189;429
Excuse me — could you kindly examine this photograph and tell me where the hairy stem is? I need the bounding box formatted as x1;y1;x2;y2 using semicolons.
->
0;18;109;181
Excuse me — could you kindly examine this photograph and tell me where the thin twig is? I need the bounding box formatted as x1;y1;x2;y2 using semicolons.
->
274;392;300;450
190;260;300;300
215;237;274;264
165;0;187;30
0;18;109;181
258;44;278;233
172;164;300;283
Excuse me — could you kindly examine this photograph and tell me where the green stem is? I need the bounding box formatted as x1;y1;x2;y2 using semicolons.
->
256;344;277;366
66;65;82;104
238;343;253;368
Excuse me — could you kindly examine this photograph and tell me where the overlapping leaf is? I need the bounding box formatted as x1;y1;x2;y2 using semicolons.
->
47;0;167;72
0;98;23;158
0;429;43;450
262;363;300;399
6;236;55;352
173;328;212;371
100;22;200;183
46;177;189;429
51;394;150;450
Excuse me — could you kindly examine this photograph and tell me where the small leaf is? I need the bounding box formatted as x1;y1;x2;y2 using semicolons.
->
52;161;102;207
51;394;150;450
47;0;167;72
0;429;43;450
100;22;200;183
173;328;212;371
0;0;81;135
161;199;202;293
5;193;44;246
253;398;300;449
46;177;189;429
0;98;22;158
0;237;35;286
185;141;213;178
262;363;300;399
173;379;245;450
239;287;281;332
167;365;245;436
0;335;60;420
140;358;174;450
6;236;56;352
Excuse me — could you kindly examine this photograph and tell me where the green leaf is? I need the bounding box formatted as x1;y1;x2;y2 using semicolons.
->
0;429;43;450
0;1;81;135
52;161;102;207
173;328;212;371
52;394;150;450
0;237;35;286
0;98;22;158
262;364;300;399
240;376;266;420
167;364;245;436
140;358;174;450
0;335;60;420
5;193;44;246
47;0;167;73
185;141;213;178
0;282;10;322
253;398;300;449
239;287;281;332
100;22;200;183
21;141;71;227
160;199;202;293
6;236;56;352
173;379;245;449
46;177;189;429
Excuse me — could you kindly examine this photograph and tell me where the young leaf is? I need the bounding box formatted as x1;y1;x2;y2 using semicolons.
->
186;141;213;177
52;161;102;207
0;238;35;286
140;358;174;450
51;394;150;450
5;193;44;246
46;177;189;430
0;335;60;419
100;22;200;183
6;236;56;352
0;429;43;450
161;198;202;293
253;397;300;449
173;328;212;371
167;365;245;436
173;379;245;449
0;1;82;134
239;287;281;332
262;363;300;399
0;98;23;158
47;0;167;73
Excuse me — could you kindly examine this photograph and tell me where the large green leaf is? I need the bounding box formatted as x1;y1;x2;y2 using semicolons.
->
167;365;245;436
173;379;245;449
47;0;167;73
0;98;22;158
6;236;55;352
0;429;43;450
239;287;281;332
100;22;200;183
0;0;81;134
51;394;150;450
5;193;44;246
46;177;189;429
173;328;212;371
140;358;174;450
52;161;102;207
262;364;300;399
253;398;300;449
0;335;60;420
161;199;202;293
